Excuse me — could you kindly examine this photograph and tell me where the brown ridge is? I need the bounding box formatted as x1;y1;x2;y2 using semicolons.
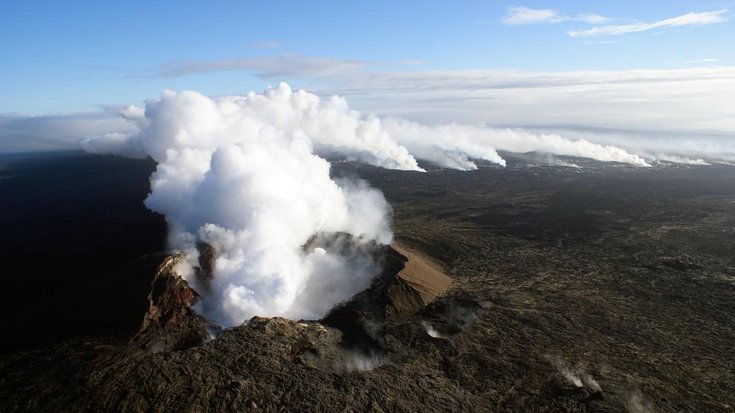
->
391;243;453;305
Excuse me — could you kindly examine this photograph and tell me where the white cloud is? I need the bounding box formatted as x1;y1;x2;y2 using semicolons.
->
568;9;728;37
157;54;366;78
319;67;735;135
0;112;135;153
582;39;617;45
84;85;400;325
502;6;607;25
248;40;282;49
398;60;427;65
503;7;560;25
683;58;720;64
576;14;609;24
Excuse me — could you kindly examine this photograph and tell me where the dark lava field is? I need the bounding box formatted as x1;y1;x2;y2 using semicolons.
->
1;151;734;412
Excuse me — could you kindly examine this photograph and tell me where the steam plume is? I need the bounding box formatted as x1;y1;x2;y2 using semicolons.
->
82;83;650;325
85;84;405;325
383;119;649;169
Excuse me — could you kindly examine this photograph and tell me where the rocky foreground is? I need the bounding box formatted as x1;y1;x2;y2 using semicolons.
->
2;156;735;412
1;244;507;412
0;234;634;412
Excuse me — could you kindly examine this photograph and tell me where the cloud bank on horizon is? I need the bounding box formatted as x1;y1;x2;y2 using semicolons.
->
7;64;733;166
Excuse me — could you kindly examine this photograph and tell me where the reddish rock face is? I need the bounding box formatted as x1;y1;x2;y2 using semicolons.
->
131;254;209;352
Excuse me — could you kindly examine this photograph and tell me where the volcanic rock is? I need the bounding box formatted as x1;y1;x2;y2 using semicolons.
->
245;316;345;368
195;242;216;280
131;254;209;352
325;243;452;320
129;240;451;356
322;243;453;351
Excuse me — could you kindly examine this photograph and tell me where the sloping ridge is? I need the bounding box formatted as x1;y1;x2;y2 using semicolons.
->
392;243;453;306
322;242;454;351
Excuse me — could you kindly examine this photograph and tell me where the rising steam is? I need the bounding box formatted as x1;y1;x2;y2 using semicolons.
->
83;83;651;326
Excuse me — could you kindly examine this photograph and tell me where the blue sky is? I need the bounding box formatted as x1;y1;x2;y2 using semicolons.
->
2;1;733;113
1;1;734;156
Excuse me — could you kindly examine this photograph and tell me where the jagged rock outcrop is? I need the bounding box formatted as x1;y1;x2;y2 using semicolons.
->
131;254;209;352
195;242;216;280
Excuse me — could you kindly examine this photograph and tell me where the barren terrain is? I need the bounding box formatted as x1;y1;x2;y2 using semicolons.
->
1;152;734;412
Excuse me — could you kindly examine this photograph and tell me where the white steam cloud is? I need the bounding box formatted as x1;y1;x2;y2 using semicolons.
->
85;84;406;325
382;119;649;169
82;83;653;326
